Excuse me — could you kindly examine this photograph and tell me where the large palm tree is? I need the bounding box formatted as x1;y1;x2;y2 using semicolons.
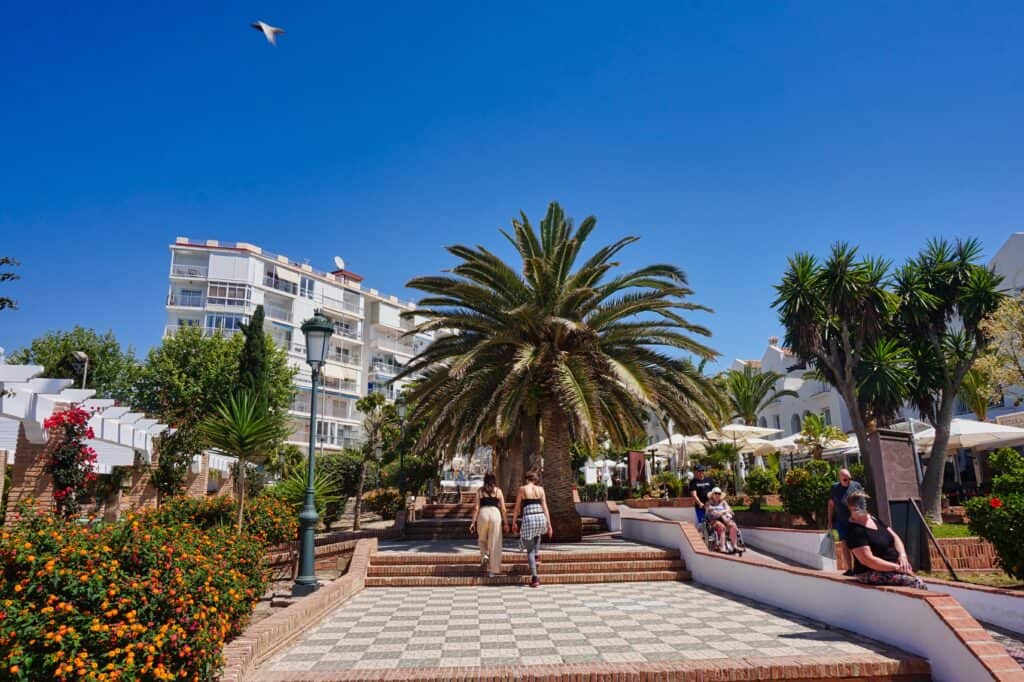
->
720;365;797;425
198;390;289;533
399;202;721;539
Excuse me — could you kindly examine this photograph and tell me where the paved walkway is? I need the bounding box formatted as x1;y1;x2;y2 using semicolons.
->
260;580;907;673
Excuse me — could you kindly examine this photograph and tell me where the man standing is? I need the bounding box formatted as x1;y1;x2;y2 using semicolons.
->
828;468;863;576
688;465;716;525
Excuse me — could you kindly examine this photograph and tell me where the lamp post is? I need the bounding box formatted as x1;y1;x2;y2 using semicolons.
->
70;351;89;389
646;447;657;484
292;311;333;597
395;394;408;497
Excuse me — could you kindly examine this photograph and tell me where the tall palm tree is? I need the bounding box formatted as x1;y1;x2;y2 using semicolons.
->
399;202;721;539
198;390;289;533
720;365;797;425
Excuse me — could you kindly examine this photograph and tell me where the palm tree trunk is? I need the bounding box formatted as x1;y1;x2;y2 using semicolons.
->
236;460;247;534
922;396;958;523
522;414;541;474
353;460;367;531
541;408;581;542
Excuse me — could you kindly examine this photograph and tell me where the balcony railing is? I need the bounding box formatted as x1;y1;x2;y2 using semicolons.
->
167;293;204;308
171;263;209;279
263;274;297;296
374;337;416;355
164;325;241;338
265;305;293;323
370;362;402;376
331;352;361;367
321;295;362;316
333;325;360;340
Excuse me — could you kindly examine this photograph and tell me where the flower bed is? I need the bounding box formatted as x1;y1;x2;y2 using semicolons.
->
0;495;296;681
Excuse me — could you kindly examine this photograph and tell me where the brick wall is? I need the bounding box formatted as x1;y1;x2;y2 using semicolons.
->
184;453;209;498
3;421;58;525
930;537;1000;571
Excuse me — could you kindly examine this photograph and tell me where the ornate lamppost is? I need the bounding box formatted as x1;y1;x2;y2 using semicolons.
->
395;394;408;497
292;311;333;597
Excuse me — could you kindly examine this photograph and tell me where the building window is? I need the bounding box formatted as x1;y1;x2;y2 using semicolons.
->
205;313;247;330
300;277;314;299
790;414;802;435
823;408;832;426
207;281;251;307
757;417;767;428
177;318;199;327
773;415;781;431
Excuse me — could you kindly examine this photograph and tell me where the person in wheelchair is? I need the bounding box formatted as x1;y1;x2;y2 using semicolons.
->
705;487;742;554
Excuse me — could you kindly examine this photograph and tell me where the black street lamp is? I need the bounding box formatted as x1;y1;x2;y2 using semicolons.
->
646;447;657;484
395;394;408;497
292;310;333;597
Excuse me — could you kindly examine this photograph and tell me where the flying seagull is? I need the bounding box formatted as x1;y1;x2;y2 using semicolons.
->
251;20;285;45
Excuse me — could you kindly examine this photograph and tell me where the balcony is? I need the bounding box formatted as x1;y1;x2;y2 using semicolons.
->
332;324;361;341
321;295;362;317
167;292;204;308
263;273;297;296
171;263;208;279
164;325;241;338
331;351;361;367
265;304;293;323
370;362;402;377
373;336;416;355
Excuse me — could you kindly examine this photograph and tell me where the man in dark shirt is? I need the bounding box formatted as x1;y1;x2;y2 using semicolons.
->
828;468;863;576
688;465;715;524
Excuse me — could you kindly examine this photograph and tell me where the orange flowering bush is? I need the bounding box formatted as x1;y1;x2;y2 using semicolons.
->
147;495;297;547
0;495;294;681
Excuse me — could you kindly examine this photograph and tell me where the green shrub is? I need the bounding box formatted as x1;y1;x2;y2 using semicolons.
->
607;484;629;501
744;467;780;510
705;467;735;496
0;497;284;680
652;472;683;498
266;465;344;529
780;459;833;527
966;448;1024;579
362;487;403;519
148;494;297;547
579;483;608;502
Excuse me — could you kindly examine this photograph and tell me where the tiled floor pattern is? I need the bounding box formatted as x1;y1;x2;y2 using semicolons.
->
264;581;903;672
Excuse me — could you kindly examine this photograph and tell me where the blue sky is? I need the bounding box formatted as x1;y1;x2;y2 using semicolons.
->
2;2;1022;370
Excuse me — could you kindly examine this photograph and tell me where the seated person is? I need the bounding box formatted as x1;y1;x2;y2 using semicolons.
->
845;490;926;590
705;487;740;553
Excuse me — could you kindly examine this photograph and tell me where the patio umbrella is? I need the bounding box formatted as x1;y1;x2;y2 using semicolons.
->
914;418;1024;450
707;424;782;493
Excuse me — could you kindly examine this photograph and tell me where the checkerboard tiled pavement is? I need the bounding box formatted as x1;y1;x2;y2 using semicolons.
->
263;581;902;672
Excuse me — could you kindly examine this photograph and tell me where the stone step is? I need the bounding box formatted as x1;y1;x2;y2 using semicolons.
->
371;548;681;565
368;559;686;577
365;570;691;587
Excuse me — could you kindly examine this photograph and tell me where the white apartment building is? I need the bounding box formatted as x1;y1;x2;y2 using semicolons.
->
164;238;432;451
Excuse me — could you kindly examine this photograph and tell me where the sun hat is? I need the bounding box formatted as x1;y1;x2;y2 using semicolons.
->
709;487;723;496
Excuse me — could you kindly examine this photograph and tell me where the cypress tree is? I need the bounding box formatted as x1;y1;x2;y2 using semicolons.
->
239;305;269;397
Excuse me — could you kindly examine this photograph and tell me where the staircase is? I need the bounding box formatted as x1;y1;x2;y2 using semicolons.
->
405;500;609;540
366;547;689;587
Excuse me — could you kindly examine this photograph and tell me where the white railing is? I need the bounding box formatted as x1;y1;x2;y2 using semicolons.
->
331;352;361;367
333;325;360;340
167;293;204;308
263;274;297;296
164;325;241;338
374;337;415;355
321;295;362;316
265;305;293;323
370;362;402;376
171;263;208;278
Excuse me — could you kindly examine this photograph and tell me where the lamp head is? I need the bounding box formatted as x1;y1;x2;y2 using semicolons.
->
301;310;334;369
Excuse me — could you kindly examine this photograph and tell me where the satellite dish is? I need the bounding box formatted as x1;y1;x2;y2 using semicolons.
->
333;256;346;271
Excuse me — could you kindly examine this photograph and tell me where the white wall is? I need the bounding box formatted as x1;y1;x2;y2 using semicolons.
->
208;253;248;281
621;517;994;682
923;579;1024;636
736;527;837;571
648;506;697;525
575;502;622;532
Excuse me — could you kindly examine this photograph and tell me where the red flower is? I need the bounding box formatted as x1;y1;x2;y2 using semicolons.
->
990;497;1004;509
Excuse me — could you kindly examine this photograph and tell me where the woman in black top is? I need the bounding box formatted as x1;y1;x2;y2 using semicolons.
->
470;473;508;577
844;491;926;590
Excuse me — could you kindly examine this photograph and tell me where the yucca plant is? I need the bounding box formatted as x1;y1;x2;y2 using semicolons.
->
198;390;289;533
400;202;722;539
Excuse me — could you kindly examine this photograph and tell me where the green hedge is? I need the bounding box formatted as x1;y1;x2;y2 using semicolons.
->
967;448;1024;580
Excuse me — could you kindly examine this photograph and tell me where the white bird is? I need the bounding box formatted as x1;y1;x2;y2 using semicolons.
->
251;20;285;45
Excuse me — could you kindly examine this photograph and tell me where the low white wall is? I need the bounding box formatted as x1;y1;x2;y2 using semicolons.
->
622;517;991;682
648;506;697;525
924;579;1024;636
575;501;621;532
738;527;837;571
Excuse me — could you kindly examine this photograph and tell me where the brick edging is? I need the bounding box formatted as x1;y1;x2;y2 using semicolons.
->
922;575;1024;599
219;538;378;682
250;652;929;681
628;516;1023;680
